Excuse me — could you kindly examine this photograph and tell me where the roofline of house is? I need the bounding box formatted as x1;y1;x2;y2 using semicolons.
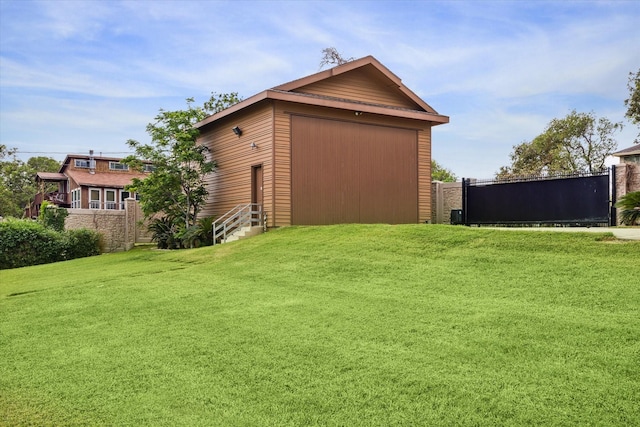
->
612;143;640;156
272;55;439;115
196;89;449;129
195;56;449;129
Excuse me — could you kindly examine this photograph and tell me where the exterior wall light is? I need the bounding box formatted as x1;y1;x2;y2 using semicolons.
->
250;142;258;150
232;126;242;136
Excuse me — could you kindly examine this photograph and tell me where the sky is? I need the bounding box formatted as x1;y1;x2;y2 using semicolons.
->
1;0;639;179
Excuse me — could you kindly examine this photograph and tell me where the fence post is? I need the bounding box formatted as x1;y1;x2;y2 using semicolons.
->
610;165;617;226
461;178;467;226
124;198;137;251
433;181;444;224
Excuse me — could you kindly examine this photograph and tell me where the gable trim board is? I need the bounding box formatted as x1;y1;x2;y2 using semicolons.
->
196;56;448;226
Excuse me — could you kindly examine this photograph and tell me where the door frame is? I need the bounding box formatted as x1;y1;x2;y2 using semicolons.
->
251;164;263;206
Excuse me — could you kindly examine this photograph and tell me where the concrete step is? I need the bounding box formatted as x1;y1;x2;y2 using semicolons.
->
223;226;263;243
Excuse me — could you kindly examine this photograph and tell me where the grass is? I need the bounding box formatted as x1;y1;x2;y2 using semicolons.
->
1;224;639;426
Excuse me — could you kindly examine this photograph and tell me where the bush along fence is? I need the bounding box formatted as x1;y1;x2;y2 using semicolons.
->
0;218;101;270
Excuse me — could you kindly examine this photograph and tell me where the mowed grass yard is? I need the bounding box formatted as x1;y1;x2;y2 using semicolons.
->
1;225;638;426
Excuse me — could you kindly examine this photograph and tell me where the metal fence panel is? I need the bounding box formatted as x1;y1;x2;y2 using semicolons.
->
463;171;611;225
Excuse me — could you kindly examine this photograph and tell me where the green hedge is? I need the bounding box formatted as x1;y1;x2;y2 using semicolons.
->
65;229;102;260
0;219;102;270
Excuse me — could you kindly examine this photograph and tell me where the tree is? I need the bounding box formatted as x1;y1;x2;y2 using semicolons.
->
624;69;640;143
123;93;241;243
319;47;354;69
498;110;623;177
431;160;457;182
0;145;60;218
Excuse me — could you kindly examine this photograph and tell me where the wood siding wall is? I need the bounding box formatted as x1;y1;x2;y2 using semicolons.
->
199;103;275;225
199;103;434;227
67;158;134;175
293;67;420;110
418;127;432;223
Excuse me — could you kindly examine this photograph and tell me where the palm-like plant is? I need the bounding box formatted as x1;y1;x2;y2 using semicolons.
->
148;216;179;249
615;191;640;226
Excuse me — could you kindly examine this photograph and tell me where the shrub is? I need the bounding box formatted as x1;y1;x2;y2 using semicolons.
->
0;219;103;269
64;229;103;259
38;201;68;232
615;191;640;226
175;216;216;248
196;216;215;246
148;216;180;249
0;218;66;269
148;215;216;249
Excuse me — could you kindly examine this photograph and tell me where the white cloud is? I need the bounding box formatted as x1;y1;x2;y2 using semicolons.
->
1;0;639;178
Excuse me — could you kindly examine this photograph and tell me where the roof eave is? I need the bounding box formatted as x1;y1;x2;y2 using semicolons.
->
196;89;449;129
195;91;270;128
612;144;640;157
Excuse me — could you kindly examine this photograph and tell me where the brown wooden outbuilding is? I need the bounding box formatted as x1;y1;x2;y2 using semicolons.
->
196;56;449;227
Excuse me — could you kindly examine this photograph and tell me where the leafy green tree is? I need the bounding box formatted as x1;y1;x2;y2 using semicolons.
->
123;93;241;241
431;160;457;182
624;69;639;143
0;145;60;218
615;191;640;226
498;110;623;177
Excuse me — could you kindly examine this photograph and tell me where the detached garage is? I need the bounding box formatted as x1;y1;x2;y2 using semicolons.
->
196;56;448;227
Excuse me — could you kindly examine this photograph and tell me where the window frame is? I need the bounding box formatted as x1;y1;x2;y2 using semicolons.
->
105;188;118;209
71;188;81;209
89;188;101;209
109;161;129;171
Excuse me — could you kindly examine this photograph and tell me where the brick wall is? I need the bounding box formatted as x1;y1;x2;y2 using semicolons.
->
65;209;126;252
431;181;463;224
615;163;640;225
65;198;151;252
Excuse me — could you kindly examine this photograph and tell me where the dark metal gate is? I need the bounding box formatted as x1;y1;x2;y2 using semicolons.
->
461;168;615;226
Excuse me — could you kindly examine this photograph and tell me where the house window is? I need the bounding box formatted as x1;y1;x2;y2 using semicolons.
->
120;191;140;207
109;162;129;171
143;164;155;172
71;188;81;208
89;188;101;209
75;159;91;168
105;189;118;209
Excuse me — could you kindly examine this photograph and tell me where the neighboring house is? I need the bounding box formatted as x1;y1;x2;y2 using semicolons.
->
612;143;640;165
27;152;150;218
196;55;449;226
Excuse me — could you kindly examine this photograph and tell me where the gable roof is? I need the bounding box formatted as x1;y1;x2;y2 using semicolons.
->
64;168;146;189
36;172;67;181
35;154;148;188
613;143;640;157
196;56;449;129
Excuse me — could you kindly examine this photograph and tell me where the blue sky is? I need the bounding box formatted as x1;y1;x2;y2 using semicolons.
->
1;0;639;178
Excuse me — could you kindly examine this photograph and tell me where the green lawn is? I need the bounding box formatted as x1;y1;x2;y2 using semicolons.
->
1;225;638;426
